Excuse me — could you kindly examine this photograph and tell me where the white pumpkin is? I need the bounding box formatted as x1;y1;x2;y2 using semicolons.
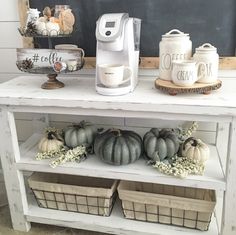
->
35;21;48;35
46;22;60;36
182;137;210;163
37;16;47;23
38;132;64;153
35;18;60;36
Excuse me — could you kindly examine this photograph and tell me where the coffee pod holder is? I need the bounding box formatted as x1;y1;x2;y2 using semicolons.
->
16;48;85;89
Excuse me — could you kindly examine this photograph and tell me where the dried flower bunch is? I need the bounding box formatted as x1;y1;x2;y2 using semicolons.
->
175;121;199;142
36;145;87;168
50;145;87;168
152;156;205;178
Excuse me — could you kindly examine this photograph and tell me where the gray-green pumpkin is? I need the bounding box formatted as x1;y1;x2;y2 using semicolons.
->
143;128;180;161
64;121;97;149
94;129;143;166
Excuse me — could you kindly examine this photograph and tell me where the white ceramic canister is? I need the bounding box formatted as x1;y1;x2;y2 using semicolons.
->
159;29;192;80
193;43;219;83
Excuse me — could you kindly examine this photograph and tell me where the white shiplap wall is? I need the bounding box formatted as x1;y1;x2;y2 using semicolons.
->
0;0;21;206
0;0;23;83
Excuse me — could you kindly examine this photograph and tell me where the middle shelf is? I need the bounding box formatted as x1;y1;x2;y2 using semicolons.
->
17;133;225;191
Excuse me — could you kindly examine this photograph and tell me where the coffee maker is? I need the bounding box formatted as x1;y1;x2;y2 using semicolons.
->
95;13;141;95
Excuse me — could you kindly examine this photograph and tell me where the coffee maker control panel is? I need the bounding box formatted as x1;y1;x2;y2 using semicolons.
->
96;13;129;42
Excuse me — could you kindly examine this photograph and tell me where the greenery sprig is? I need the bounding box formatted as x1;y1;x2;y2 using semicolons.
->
176;121;198;142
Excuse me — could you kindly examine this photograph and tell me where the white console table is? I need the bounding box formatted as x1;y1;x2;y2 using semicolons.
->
0;74;236;235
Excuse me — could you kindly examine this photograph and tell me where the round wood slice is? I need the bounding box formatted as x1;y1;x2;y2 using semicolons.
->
155;79;222;95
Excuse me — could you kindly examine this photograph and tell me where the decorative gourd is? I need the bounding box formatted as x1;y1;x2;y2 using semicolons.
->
143;128;180;161
181;137;210;163
59;9;75;34
38;130;64;153
35;17;60;36
35;20;47;35
46;22;60;36
64;121;97;149
43;6;52;20
94;129;143;165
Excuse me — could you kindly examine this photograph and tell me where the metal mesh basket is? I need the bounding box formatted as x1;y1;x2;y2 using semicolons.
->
28;173;118;216
118;181;216;231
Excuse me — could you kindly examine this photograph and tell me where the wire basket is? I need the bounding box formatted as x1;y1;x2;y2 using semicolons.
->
18;27;73;38
28;173;118;216
118;181;216;231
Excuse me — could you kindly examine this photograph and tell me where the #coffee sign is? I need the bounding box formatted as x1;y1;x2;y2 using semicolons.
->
16;48;83;67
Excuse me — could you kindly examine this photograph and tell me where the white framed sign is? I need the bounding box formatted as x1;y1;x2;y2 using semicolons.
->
16;48;84;67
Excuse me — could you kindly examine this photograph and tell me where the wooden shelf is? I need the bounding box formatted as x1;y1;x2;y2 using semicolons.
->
17;133;225;191
26;195;219;235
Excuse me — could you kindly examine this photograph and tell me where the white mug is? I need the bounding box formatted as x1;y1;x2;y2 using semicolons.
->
98;64;132;88
55;44;85;58
171;60;207;87
55;44;78;49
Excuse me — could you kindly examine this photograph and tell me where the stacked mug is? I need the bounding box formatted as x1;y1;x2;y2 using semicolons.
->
159;29;219;87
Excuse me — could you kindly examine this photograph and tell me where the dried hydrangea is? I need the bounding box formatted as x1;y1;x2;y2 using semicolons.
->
50;146;87;168
35;147;67;160
152;156;205;179
36;145;87;168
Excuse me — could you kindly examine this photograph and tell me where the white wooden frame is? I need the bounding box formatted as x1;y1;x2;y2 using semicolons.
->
0;74;235;235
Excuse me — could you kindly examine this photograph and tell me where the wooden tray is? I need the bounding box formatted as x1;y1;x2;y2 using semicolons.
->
16;48;84;89
155;79;222;95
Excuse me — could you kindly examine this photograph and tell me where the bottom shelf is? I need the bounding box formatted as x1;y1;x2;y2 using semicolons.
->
26;196;219;235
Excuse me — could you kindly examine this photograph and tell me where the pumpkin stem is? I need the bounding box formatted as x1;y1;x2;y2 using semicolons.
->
72;120;89;129
110;128;121;136
183;137;198;150
47;132;54;140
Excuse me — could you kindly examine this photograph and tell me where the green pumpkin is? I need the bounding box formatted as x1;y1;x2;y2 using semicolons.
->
94;129;143;166
143;128;180;161
64;121;97;149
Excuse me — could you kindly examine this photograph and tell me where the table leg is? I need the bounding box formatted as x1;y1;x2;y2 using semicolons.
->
221;117;236;234
0;109;31;231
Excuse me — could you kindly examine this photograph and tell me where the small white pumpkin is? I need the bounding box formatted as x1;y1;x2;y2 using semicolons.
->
35;18;60;36
35;21;48;35
182;137;210;163
46;22;60;36
38;131;64;153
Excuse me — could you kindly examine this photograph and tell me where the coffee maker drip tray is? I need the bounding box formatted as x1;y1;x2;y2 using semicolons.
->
96;83;132;96
97;82;130;89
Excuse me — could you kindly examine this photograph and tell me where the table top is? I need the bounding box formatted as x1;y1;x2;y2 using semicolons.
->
0;75;236;116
